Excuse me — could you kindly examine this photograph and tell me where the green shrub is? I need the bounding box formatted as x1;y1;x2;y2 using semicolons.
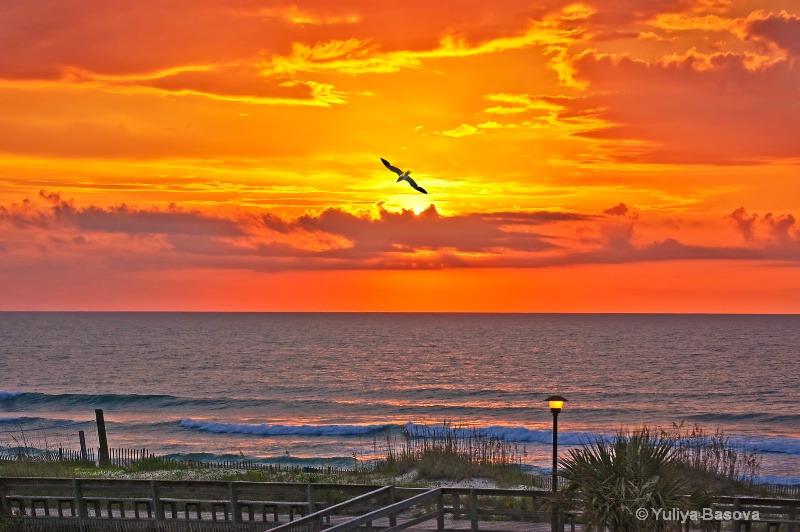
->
560;428;686;531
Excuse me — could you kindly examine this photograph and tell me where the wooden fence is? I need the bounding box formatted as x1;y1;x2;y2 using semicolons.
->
0;478;558;531
0;478;406;531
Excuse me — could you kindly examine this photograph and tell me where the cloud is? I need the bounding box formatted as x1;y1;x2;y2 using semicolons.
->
435;124;482;137
257;5;361;26
729;207;800;246
0;193;586;270
2;194;799;274
728;207;759;241
435;92;607;141
571;48;800;164
763;213;797;244
483;93;566;115
0;1;590;107
746;11;800;57
127;65;347;106
603;202;629;216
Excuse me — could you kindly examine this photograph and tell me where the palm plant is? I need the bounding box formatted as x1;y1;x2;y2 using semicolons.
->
560;428;686;531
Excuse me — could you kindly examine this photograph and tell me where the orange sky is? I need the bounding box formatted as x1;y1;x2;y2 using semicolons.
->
1;0;799;312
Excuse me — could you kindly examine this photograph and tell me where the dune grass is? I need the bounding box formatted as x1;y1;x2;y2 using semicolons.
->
664;422;762;493
374;422;533;486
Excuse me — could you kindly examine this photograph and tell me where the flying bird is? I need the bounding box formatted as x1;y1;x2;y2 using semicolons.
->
381;158;427;194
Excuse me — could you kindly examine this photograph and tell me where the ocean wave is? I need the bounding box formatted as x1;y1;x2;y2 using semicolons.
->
730;435;800;456
403;423;599;446
0;416;48;424
687;412;800;425
0;391;25;400
0;391;177;407
178;419;599;445
180;419;394;436
0;391;349;412
472;425;800;457
179;419;800;458
0;416;95;434
0;391;293;413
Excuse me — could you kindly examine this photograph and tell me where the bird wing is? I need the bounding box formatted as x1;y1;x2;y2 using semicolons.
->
405;175;428;194
381;158;404;176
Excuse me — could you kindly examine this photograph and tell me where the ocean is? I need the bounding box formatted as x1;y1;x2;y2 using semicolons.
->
0;312;797;484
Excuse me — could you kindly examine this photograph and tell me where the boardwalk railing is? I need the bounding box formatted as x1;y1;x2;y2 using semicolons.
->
323;488;444;532
0;479;559;532
0;477;385;531
2;477;800;531
270;485;399;532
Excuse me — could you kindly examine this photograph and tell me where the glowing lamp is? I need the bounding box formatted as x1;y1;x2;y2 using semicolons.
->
546;396;566;413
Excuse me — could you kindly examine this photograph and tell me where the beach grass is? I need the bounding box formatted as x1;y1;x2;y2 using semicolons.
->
373;422;534;486
665;422;762;491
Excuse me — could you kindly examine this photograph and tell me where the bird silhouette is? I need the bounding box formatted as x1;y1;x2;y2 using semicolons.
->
381;158;427;194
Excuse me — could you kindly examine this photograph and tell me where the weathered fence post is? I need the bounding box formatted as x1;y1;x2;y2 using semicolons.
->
78;430;88;461
470;489;478;532
151;480;164;523
72;478;86;528
95;409;110;467
0;478;8;516
437;490;445;531
307;483;316;514
229;481;242;524
389;485;397;528
732;497;742;532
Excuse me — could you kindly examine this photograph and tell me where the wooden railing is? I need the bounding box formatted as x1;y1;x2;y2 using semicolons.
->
0;477;383;531
2;477;799;531
325;488;445;532
270;485;399;532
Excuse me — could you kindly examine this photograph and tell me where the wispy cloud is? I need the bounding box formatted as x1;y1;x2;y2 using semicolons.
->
435;124;482;137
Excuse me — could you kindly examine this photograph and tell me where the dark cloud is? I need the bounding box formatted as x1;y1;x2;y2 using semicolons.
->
603;202;629;216
728;207;758;241
763;213;797;243
38;189;63;204
293;204;577;257
728;207;799;246
747;11;800;57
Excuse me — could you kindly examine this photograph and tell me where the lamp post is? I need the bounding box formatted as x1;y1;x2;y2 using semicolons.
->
546;395;567;532
545;395;566;491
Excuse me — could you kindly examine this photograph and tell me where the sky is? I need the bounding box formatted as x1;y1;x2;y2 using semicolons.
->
1;0;799;312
